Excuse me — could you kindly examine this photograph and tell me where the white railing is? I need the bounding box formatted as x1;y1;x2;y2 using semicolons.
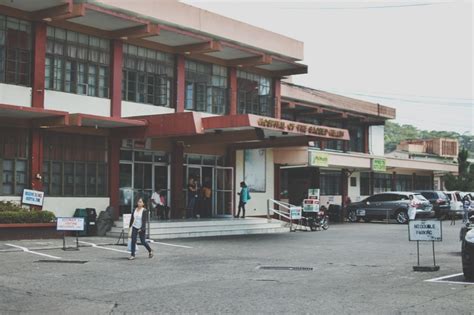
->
267;199;302;231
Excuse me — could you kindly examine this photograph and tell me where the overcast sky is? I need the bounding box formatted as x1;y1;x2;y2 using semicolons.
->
183;0;473;134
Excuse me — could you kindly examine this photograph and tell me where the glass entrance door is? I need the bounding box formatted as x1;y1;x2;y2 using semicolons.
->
214;167;234;217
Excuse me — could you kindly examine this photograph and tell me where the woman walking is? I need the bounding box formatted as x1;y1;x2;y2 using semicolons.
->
128;197;153;260
235;181;250;218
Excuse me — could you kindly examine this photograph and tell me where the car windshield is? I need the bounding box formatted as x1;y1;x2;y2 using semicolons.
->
414;194;428;201
446;193;453;201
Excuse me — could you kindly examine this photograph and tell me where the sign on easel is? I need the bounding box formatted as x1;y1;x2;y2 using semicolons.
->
116;214;132;246
408;220;442;271
57;217;84;251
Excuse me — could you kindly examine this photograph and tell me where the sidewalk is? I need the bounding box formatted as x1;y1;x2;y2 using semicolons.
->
0;236;119;252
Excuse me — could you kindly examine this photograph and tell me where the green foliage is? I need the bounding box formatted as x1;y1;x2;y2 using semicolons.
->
0;210;56;224
0;201;56;223
444;148;474;191
0;201;25;212
384;121;474;156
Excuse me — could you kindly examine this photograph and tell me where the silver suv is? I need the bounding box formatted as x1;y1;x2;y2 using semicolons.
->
347;192;434;224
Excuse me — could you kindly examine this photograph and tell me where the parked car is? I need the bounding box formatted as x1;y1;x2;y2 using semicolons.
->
445;191;464;218
417;191;450;219
347;192;434;224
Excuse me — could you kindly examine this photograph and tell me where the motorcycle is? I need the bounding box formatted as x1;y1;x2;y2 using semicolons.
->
461;215;474;281
305;209;329;231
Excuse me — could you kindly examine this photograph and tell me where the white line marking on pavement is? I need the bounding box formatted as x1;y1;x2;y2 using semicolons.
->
425;273;474;285
5;244;61;259
148;240;192;249
78;241;129;253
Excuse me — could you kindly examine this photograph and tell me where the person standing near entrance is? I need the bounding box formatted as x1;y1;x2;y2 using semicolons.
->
235;181;250;218
128;197;153;260
186;177;198;218
201;179;212;218
408;194;417;221
151;188;162;219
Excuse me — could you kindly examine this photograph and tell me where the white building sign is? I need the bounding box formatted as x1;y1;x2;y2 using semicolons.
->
408;220;442;242
21;189;44;207
290;206;302;220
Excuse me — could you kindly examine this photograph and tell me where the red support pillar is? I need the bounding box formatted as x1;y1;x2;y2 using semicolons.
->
30;22;46;196
30;131;43;193
364;124;370;154
32;22;46;109
274;164;281;202
341;169;349;222
391;172;397;191
273;78;281;119
229;67;237;115
226;147;237;216
171;141;185;218
110;40;123;117
108;136;121;220
175;55;185;112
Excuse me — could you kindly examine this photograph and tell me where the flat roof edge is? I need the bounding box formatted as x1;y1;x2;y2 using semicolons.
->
92;0;304;61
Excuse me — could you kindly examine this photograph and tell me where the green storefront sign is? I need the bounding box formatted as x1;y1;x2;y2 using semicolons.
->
309;151;329;167
372;158;386;172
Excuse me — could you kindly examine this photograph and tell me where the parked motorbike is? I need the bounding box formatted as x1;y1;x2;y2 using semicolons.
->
461;215;474;281
305;210;329;231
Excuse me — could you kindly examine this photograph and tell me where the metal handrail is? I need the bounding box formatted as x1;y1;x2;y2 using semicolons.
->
267;199;302;231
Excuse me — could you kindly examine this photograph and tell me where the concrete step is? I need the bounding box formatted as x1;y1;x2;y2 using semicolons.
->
107;218;288;239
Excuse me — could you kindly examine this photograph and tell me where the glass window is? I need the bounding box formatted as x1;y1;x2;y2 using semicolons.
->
0;129;29;196
0;16;32;86
237;70;273;117
324;121;343;151
122;43;174;107
185;59;228;114
43;133;108;197
396;174;413;191
374;173;392;194
46;26;110;98
320;171;341;195
349;125;364;152
360;172;370;196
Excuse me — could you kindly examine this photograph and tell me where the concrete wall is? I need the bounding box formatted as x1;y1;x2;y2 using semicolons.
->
0;84;32;107
235;149;274;217
43;197;110;217
122;101;175;117
44;91;111;116
369;125;384;156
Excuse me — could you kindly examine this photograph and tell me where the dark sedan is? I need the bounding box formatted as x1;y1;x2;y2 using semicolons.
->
347;192;434;224
417;191;450;219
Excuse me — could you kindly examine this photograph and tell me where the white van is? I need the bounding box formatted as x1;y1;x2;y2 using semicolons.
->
445;191;463;212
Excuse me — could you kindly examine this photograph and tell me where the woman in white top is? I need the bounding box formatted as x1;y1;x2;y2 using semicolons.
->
408;195;417;221
128;197;153;260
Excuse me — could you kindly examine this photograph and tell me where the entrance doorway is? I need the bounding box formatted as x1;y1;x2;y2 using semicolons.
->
119;149;170;215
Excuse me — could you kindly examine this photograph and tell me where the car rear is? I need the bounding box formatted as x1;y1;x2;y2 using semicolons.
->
419;191;450;218
413;193;435;218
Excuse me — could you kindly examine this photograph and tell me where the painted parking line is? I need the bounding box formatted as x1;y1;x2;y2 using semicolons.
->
78;241;129;253
425;273;474;285
148;240;192;249
5;244;61;260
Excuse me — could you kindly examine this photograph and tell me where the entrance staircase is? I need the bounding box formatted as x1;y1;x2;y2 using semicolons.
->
107;217;288;240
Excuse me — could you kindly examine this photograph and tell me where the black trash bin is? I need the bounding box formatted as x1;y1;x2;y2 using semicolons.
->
73;208;97;236
328;205;342;223
73;208;88;236
86;208;97;236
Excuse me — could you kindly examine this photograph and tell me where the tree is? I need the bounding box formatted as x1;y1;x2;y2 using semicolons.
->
444;148;474;191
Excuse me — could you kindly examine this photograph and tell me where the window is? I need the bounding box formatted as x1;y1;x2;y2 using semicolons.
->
0;128;28;196
237;70;273;117
324;121;343;151
43;133;108;197
45;26;110;97
349;125;364;152
360;172;370;195
396;174;413;191
185;60;228;114
122;44;174;106
415;175;432;190
350;177;357;187
373;173;392;194
320;171;341;195
0;15;32;86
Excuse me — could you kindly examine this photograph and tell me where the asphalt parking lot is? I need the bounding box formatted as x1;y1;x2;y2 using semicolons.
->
0;220;473;314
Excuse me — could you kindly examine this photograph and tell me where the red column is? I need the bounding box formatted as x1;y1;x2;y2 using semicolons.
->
30;130;43;193
32;22;46;109
30;22;46;196
175;55;185;112
364;125;370;154
171;141;185;218
341;169;349;223
108;136;121;220
274;164;281;202
273;78;281;119
110;40;123;117
229;67;237;115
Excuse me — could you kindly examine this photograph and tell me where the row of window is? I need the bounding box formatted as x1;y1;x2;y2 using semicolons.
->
360;172;432;195
0;18;276;117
